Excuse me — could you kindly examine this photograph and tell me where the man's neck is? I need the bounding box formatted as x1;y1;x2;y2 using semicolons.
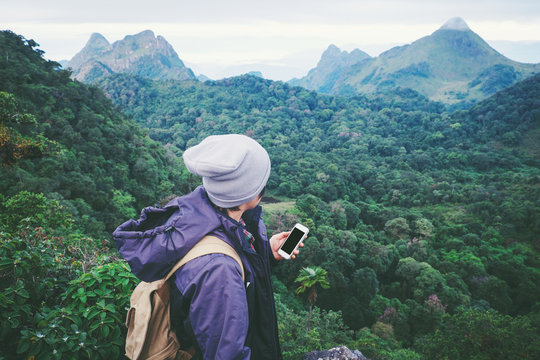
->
227;209;244;222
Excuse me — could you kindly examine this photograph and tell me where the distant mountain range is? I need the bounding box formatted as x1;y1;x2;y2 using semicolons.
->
289;45;371;93
290;18;540;104
65;18;539;105
66;30;196;83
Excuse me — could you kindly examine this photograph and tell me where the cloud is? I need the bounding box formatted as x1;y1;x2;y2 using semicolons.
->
3;0;540;24
2;0;539;79
4;18;539;60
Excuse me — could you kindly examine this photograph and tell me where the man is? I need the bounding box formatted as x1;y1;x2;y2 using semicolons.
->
116;134;302;359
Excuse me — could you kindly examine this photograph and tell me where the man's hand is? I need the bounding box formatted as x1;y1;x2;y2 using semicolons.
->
269;231;304;260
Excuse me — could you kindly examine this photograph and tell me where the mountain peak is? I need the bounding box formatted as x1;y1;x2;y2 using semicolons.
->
88;33;109;44
319;45;342;62
67;30;196;82
325;44;341;53
133;30;155;39
85;33;110;51
319;45;369;65
440;17;471;31
67;33;110;69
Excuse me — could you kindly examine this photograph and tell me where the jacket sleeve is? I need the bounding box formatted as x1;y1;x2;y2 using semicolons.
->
176;254;251;360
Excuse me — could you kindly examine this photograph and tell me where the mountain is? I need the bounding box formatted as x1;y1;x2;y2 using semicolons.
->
289;44;371;93
0;30;187;236
3;28;540;360
291;18;540;105
58;59;69;68
246;71;263;78
66;30;196;83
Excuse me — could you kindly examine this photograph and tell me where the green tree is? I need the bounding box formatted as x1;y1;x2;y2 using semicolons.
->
0;191;72;233
0;91;53;165
384;217;410;240
416;307;540;359
295;266;330;331
111;190;137;220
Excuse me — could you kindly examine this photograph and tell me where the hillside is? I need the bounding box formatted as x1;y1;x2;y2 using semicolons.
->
98;69;540;314
98;71;540;240
291;18;540;106
66;30;196;83
0;30;189;236
1;28;539;360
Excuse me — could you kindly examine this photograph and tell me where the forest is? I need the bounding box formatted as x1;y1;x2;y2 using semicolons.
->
1;30;539;359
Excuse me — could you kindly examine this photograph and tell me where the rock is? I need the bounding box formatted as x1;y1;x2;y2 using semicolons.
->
303;345;368;360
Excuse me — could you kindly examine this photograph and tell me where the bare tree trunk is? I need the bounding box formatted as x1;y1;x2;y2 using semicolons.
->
306;286;317;332
307;303;313;332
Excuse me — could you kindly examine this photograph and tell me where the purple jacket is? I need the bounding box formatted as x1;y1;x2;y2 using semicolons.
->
113;186;281;360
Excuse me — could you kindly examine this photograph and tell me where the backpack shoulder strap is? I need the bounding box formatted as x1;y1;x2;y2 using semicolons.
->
164;235;244;281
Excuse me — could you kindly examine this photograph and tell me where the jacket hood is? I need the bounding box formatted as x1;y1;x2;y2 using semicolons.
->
113;186;226;281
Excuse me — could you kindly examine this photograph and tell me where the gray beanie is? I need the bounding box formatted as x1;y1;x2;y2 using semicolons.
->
183;134;271;208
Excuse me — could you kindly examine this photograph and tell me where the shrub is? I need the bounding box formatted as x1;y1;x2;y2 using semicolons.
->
17;261;138;359
276;293;354;360
0;227;75;358
0;191;73;233
415;307;540;359
352;328;421;360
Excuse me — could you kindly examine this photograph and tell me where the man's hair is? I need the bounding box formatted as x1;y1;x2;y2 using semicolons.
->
215;187;266;213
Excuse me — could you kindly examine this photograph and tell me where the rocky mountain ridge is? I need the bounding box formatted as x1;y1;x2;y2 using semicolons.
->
289;45;371;93
290;17;540;104
64;18;540;105
66;30;196;83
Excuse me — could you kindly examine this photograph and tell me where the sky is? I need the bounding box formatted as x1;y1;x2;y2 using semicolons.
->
2;0;540;80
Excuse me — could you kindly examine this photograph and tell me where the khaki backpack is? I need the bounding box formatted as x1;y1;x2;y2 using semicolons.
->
124;235;245;360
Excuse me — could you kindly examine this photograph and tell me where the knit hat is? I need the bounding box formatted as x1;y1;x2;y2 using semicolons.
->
183;134;271;208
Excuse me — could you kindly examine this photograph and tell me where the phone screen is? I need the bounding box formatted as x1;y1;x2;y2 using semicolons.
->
280;227;305;255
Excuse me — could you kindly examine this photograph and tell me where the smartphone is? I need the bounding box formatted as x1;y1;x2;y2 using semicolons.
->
278;223;309;259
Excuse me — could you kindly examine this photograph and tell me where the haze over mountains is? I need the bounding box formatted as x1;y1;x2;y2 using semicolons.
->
291;18;540;104
66;17;539;106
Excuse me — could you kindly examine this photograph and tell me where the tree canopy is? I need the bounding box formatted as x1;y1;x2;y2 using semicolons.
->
1;29;539;359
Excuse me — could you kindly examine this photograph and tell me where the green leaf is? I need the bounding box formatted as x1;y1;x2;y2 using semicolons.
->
102;326;110;338
16;340;30;354
9;317;20;328
89;322;101;333
87;309;101;320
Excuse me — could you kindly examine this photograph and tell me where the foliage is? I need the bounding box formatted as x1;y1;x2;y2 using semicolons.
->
295;267;330;295
295;266;330;331
0;91;55;166
0;227;79;358
352;327;422;360
0;191;126;359
0;30;191;238
415;307;540;359
96;69;540;354
17;261;138;359
0;191;73;233
275;294;354;360
1;28;539;359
